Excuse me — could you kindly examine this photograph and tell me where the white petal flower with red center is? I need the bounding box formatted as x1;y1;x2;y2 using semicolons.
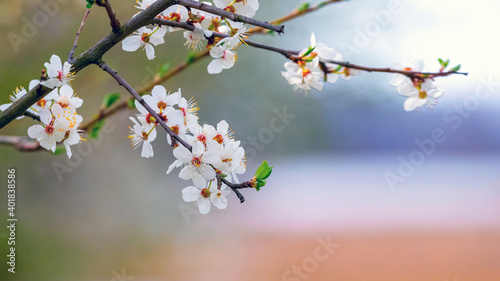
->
27;104;70;152
207;45;237;74
210;184;231;210
212;120;233;145
162;5;189;32
182;180;214;215
215;139;246;182
187;122;219;150
183;26;206;52
391;58;424;86
307;33;344;84
50;85;83;109
61;107;83;159
143;85;179;113
281;57;323;93
173;142;221;187
217;25;249;50
177;95;199;128
213;0;258;18
398;79;444;111
41;55;74;89
134;99;180;128
122;26;167;60
128;117;157;158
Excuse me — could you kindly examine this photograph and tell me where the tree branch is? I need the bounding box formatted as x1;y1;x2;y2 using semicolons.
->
178;0;284;33
152;18;295;57
69;8;91;62
0;0;178;130
95;0;121;32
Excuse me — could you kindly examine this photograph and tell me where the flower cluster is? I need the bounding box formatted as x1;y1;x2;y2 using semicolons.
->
281;33;360;94
127;85;246;214
281;34;448;111
123;0;255;74
0;55;83;158
390;58;445;111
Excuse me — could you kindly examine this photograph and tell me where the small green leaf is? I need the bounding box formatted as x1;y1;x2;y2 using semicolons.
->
103;93;121;109
86;0;95;8
54;146;66;156
255;161;270;180
450;64;461;72
438;58;444;66
262;166;273;180
297;2;310;13
126;99;136;109
187;52;197;65
333;65;343;73
158;63;170;77
444;59;450;68
301;46;316;58
267;30;275;36
255;180;266;191
89;119;106;139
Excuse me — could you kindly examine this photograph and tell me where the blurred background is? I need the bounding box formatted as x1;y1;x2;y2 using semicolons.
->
1;0;499;280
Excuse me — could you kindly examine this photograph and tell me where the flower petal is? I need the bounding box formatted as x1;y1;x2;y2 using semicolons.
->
182;186;201;202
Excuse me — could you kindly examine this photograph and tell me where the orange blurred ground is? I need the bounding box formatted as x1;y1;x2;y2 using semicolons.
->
166;229;500;281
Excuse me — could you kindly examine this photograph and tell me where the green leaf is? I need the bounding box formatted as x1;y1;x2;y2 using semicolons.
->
102;93;121;109
126;99;136;109
187;52;197;65
54;146;66;156
267;30;275;36
255;161;270;180
450;64;461;72
444;59;450;68
262;165;273;180
255;180;266;191
89;119;106;139
297;2;310;13
438;58;444;66
158;63;170;77
333;65;343;73
255;160;273;181
86;0;94;8
301;46;316;58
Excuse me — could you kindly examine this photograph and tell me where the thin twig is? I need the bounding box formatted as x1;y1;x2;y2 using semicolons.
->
99;61;192;150
178;0;284;33
154;18;468;79
0;135;41;151
69;9;91;62
152;18;294;57
251;0;345;34
320;58;469;78
96;0;121;32
219;175;245;203
24;111;41;122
